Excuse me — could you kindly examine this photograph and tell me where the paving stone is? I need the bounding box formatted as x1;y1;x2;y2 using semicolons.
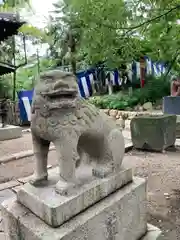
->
0;189;16;205
0;181;20;191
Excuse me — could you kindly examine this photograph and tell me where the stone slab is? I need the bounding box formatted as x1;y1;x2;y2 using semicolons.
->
0;146;55;164
0;181;20;191
0;125;22;141
17;166;132;227
2;177;147;240
142;224;161;240
0;189;16;205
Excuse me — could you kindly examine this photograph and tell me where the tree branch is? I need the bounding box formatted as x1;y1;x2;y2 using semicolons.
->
93;4;180;32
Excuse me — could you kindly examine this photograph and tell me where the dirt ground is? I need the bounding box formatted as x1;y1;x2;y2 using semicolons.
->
123;148;180;240
0;133;32;157
1;131;180;239
0;150;58;183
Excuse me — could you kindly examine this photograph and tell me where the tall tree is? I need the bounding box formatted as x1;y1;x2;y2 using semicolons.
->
48;0;180;75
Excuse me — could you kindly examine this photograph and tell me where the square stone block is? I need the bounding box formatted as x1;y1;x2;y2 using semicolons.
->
130;115;176;151
17;166;132;227
0;125;22;141
2;177;147;240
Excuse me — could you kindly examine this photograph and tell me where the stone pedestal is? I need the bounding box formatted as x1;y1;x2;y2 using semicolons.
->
17;167;132;227
130;115;176;151
1;166;161;240
0;125;22;141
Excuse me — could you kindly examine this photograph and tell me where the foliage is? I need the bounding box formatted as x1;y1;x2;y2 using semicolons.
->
0;0;49;99
0;76;12;98
15;58;56;92
0;57;56;99
89;76;170;110
48;0;180;74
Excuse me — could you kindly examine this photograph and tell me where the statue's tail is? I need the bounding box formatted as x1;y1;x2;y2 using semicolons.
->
108;129;125;171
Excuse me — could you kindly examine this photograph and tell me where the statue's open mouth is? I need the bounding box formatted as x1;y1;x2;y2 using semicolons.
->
42;89;77;99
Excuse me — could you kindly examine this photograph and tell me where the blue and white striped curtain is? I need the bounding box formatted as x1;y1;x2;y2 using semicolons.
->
145;56;166;77
76;69;94;98
17;90;34;123
17;58;167;122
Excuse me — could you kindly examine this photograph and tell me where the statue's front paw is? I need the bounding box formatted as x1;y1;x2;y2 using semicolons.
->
29;174;48;187
92;165;113;179
55;179;76;196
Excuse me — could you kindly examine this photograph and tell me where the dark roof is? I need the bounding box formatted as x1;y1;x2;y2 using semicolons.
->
0;12;25;42
0;62;15;76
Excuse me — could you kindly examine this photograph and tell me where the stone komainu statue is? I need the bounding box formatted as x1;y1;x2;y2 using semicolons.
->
30;70;125;195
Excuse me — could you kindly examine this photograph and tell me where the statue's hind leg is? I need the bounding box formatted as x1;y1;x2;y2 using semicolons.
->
30;133;50;186
107;128;125;172
92;144;113;178
92;129;125;178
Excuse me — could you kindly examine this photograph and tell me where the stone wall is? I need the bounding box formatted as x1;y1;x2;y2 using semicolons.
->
102;109;162;120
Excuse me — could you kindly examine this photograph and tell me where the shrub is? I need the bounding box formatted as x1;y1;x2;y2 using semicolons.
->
89;75;170;110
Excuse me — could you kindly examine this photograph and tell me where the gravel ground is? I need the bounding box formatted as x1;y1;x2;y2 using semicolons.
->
123;147;180;240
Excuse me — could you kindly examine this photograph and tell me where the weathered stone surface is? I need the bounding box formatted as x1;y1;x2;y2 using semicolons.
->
103;109;109;115
0;125;22;141
142;224;161;240
2;177;147;240
30;70;125;196
0;146;56;164
0;181;20;191
0;217;4;232
116;119;125;129
0;232;6;240
17;167;132;227
130;115;177;151
143;102;153;111
109;109;118;117
12;185;23;194
0;210;2;231
0;189;16;204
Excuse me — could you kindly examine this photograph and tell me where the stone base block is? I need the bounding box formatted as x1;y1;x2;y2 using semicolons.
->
130;115;176;151
17;167;132;227
2;177;148;240
0;125;22;141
